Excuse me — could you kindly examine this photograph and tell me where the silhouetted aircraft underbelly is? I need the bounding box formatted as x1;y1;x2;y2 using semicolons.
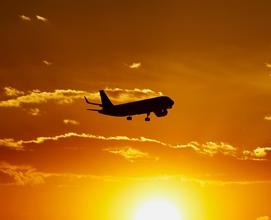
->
102;100;167;116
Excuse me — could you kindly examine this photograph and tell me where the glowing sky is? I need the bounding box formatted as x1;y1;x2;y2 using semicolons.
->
0;0;271;219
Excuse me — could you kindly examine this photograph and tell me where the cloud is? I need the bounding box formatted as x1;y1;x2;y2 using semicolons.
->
256;216;269;220
175;141;237;157
0;87;162;108
42;60;52;66
0;131;268;162
265;63;271;68
0;89;91;107
0;131;265;162
201;142;237;157
243;147;271;160
106;87;162;96
3;87;24;97
0;162;46;185
28;108;41;116
19;14;48;23
19;15;31;21
36;15;48;22
105;87;163;103
0;162;103;186
63;119;80;125
129;62;141;69
0;138;23;150
264;116;271;121
2;161;271;187
104;146;157;162
2;132;169;149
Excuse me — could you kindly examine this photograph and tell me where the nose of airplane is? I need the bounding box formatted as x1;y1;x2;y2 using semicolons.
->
170;98;174;106
166;97;174;107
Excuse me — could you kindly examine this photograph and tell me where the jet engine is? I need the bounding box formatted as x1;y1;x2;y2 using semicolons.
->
154;109;168;117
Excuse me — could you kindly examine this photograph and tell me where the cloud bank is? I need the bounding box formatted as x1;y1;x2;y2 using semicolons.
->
0;132;269;161
0;87;162;108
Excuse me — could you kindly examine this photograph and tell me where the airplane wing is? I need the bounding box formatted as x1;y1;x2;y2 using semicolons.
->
84;96;102;106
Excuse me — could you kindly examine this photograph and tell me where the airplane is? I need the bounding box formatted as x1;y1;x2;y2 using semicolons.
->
84;90;174;121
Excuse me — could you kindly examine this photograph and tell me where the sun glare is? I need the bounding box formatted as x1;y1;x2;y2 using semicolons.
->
133;197;182;220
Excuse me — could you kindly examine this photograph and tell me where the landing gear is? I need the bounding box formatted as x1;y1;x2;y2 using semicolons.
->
145;112;150;122
145;117;150;122
127;116;132;120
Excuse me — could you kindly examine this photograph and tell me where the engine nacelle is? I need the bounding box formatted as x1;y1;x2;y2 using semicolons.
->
154;109;168;117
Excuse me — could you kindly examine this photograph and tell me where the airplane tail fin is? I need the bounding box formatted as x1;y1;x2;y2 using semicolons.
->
99;90;114;108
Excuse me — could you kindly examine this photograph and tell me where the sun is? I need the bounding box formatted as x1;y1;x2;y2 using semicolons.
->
133;197;183;220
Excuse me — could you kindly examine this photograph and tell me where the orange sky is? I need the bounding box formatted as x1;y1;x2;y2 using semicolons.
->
0;0;271;219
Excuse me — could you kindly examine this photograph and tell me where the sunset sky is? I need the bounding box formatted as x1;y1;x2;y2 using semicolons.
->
1;0;271;219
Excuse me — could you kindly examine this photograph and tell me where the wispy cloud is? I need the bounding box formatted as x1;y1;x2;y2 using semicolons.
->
0;89;91;107
104;146;157;162
243;147;271;160
256;216;270;220
265;63;271;68
0;162;46;185
175;141;237;157
0;132;168;150
36;15;48;22
63;119;80;125
129;62;141;69
19;14;49;23
0;131;268;161
28;108;41;116
0;139;23;150
42;60;52;66
0;87;162;108
264;116;271;121
105;87;163;103
180;142;271;160
3;87;24;97
2;162;271;187
19;15;31;21
201;142;237;157
0;162;104;186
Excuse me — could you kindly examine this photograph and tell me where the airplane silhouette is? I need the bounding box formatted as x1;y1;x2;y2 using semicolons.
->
84;90;174;121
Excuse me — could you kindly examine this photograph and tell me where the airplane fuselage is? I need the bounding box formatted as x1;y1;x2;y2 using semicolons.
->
98;96;174;117
84;90;174;121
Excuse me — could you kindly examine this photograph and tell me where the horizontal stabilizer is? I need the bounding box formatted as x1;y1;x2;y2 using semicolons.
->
87;109;100;111
84;96;102;106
